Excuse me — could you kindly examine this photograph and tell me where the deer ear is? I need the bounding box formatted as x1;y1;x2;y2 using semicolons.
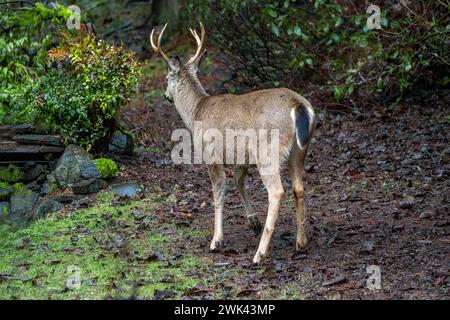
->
168;55;181;73
192;49;207;70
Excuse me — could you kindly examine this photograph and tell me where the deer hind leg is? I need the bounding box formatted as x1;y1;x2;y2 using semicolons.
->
207;164;227;251
233;166;262;235
253;171;284;264
288;147;308;252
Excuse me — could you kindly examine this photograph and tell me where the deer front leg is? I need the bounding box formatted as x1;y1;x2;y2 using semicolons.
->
207;164;227;251
233;166;262;235
253;173;284;264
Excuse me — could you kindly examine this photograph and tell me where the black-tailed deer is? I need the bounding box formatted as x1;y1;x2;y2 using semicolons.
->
150;23;315;264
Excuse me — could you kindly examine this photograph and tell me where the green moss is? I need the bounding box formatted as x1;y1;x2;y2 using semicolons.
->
0;165;24;183
1;204;9;217
12;183;26;195
48;181;58;195
0;191;215;300
95;158;119;179
0;182;13;200
0;181;11;188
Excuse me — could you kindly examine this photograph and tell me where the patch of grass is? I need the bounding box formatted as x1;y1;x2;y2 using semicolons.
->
0;191;214;299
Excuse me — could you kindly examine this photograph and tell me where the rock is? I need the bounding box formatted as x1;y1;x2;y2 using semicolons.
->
26;180;42;193
24;163;46;182
108;131;134;154
41;174;58;195
54;145;100;188
0;185;13;201
33;199;64;219
111;183;143;198
0;164;25;183
72;178;107;195
0;201;10;217
399;196;416;209
10;188;39;216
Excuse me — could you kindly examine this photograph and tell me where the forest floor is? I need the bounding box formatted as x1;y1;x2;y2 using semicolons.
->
0;59;448;300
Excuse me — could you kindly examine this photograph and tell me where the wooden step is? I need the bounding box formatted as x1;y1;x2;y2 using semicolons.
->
0;141;64;163
13;134;63;147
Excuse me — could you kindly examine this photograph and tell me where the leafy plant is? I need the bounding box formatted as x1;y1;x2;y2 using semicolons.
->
25;32;140;149
184;0;449;105
0;2;77;123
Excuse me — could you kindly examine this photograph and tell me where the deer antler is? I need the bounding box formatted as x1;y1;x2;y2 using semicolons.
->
187;22;206;65
150;23;169;62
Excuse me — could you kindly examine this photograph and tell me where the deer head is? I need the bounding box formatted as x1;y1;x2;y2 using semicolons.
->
150;23;208;105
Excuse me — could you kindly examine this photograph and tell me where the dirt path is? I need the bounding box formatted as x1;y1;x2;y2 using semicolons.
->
118;72;450;299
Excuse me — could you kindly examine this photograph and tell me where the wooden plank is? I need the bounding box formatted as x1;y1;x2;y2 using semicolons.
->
13;134;63;147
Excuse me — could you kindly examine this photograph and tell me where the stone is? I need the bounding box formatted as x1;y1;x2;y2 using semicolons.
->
111;183;143;198
32;200;64;219
72;178;107;195
108;131;134;154
26;181;42;193
10;188;39;216
54;145;100;188
24;163;46;182
0;185;13;201
399;196;416;209
41;174;58;195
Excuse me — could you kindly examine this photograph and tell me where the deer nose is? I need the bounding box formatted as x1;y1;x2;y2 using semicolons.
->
164;95;173;103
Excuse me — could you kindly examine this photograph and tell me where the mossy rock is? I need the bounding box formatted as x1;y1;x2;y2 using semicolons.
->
0;201;10;217
0;183;13;201
95;158;118;179
0;165;25;183
12;183;26;195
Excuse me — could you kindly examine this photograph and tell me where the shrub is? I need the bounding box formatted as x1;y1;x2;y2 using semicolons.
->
0;2;75;124
25;32;140;149
1;2;140;150
95;158;119;179
184;0;449;105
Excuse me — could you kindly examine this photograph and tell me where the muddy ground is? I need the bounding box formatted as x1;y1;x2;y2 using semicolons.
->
116;66;450;299
1;61;448;300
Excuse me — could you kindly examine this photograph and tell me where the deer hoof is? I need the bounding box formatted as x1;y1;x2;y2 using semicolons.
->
210;239;224;252
295;242;308;253
248;216;262;235
252;251;265;264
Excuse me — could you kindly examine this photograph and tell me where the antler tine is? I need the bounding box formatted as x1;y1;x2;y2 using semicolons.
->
149;23;169;62
187;22;206;64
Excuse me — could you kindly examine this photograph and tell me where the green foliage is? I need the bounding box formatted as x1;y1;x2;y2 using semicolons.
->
25;32;140;149
95;158;119;178
0;2;79;123
1;2;140;149
184;0;449;104
0;165;24;183
0;182;13;201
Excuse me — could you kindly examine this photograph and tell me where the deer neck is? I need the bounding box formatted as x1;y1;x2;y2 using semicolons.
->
173;75;208;131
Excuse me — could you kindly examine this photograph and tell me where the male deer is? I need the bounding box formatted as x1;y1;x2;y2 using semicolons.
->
150;23;315;264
